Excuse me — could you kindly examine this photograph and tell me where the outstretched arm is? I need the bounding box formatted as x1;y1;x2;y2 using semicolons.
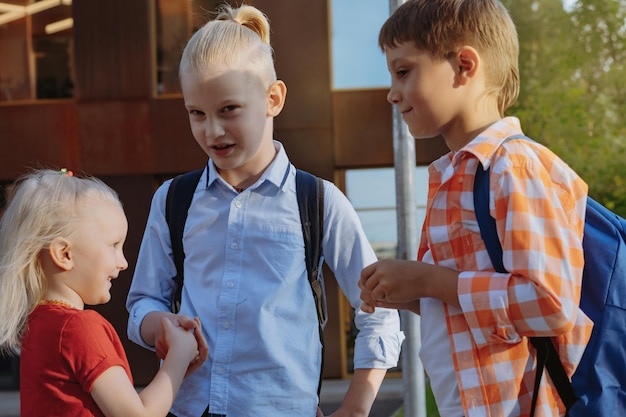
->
91;318;204;417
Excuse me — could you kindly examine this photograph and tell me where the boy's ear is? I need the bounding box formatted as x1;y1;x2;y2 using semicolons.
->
455;46;480;85
266;80;287;117
47;237;74;271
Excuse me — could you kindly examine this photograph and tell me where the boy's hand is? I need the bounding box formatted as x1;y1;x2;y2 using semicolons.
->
156;315;209;377
185;317;209;377
359;259;426;312
359;259;460;312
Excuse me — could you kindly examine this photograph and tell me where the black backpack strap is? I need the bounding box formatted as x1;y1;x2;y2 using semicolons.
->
296;169;326;328
295;168;326;400
165;169;204;314
473;151;578;415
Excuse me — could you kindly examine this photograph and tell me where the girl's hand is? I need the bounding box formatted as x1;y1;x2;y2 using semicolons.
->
156;315;209;377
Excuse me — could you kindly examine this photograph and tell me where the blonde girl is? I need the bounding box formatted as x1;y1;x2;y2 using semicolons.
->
0;168;207;417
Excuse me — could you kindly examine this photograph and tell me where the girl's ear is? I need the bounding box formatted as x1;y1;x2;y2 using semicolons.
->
266;80;287;117
455;45;480;86
48;237;73;271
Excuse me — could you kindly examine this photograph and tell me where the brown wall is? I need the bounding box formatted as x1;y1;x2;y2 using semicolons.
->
0;0;446;385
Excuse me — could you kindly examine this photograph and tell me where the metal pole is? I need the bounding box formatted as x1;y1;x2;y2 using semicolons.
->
389;1;427;416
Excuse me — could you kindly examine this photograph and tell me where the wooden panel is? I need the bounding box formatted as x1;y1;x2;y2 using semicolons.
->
76;100;154;175
333;89;394;168
333;89;449;167
278;127;334;181
73;0;154;99
254;0;332;131
152;96;207;174
0;101;79;180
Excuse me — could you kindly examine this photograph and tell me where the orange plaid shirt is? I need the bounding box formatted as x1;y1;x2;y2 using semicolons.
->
419;117;593;417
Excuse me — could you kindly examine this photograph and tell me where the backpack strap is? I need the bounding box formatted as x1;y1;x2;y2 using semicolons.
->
296;169;327;328
473;137;578;415
295;169;326;400
165;168;204;314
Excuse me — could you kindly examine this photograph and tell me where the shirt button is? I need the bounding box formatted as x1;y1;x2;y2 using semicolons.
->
226;281;234;288
458;177;464;183
235;201;242;208
223;321;231;329
231;242;238;249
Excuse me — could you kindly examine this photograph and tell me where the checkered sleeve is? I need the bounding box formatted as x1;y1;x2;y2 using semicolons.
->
460;140;588;347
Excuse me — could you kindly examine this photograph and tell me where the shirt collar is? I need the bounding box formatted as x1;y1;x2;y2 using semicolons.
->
457;116;525;171
205;140;290;191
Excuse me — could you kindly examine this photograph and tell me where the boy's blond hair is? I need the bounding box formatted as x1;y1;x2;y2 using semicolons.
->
179;4;276;87
379;0;519;115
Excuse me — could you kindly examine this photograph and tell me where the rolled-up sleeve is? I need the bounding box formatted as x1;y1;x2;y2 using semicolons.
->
321;182;405;369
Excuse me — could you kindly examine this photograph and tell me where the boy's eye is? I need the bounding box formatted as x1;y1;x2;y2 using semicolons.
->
189;109;204;117
396;69;408;78
221;104;238;113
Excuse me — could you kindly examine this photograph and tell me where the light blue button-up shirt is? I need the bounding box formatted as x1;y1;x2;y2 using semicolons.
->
127;142;404;417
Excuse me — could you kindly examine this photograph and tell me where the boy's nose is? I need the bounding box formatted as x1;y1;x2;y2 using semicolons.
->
204;119;226;140
387;87;400;104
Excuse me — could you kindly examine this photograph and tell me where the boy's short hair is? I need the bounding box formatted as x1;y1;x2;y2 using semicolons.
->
379;0;520;115
179;4;276;88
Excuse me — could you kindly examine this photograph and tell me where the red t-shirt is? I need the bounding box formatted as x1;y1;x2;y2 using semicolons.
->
20;304;133;416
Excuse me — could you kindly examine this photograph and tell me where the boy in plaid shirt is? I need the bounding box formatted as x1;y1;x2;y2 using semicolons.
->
359;1;592;416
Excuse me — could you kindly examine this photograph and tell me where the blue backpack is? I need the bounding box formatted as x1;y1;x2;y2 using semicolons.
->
474;136;626;417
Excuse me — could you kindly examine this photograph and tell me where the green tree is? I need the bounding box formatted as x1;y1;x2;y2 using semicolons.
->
503;0;626;215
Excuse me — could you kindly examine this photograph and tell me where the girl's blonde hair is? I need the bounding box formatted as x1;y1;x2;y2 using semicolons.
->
179;4;276;87
379;0;520;116
0;169;120;354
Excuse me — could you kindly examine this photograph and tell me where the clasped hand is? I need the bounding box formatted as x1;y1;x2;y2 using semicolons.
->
156;315;209;377
358;259;433;314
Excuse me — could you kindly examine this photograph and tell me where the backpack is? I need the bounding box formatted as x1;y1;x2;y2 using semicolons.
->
474;135;626;417
164;168;328;395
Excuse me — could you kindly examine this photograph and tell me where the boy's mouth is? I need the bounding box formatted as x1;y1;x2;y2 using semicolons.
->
213;143;234;150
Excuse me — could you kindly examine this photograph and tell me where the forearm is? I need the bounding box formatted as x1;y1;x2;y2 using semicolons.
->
137;351;189;414
421;263;460;308
360;259;460;311
140;311;175;347
334;368;387;417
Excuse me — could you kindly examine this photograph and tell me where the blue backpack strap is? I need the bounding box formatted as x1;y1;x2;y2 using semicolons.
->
473;137;578;415
165;169;204;314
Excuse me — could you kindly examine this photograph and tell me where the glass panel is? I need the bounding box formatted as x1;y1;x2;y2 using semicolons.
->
155;0;226;95
330;0;390;90
0;0;74;101
345;167;429;260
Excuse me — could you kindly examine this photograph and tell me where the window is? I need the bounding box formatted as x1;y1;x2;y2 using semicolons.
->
0;0;74;101
345;167;428;259
330;0;390;90
155;0;224;95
